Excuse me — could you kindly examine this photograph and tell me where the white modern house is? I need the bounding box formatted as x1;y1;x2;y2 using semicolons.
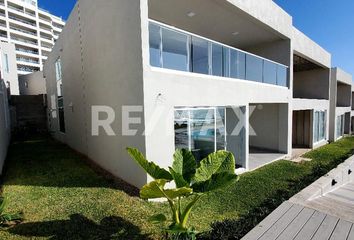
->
0;0;64;75
329;68;352;141
43;0;351;188
291;28;331;151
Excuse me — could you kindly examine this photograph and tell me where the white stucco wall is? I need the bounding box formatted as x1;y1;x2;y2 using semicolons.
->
292;27;331;68
0;42;19;95
227;0;293;38
44;0;148;188
329;68;353;141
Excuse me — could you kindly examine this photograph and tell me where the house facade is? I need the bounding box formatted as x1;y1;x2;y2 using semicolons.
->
329;68;352;141
291;28;331;151
44;0;352;188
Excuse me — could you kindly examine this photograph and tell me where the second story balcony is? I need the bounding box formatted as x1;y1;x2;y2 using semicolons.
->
149;21;289;88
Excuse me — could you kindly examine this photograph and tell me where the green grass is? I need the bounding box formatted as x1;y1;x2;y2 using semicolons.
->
1;137;354;239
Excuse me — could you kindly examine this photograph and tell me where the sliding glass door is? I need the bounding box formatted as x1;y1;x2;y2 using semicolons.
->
174;107;226;161
336;115;345;139
313;110;326;143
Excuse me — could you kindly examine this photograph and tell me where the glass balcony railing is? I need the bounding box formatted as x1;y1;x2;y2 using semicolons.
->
149;21;289;87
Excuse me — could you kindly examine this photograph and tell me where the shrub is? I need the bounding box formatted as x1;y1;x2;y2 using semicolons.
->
127;148;239;239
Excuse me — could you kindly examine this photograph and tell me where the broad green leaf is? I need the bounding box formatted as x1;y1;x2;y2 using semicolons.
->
140;180;192;199
169;167;189;188
140;179;167;199
192;172;239;193
127;148;173;181
172;149;197;184
192;151;235;183
165;187;192;199
148;214;167;224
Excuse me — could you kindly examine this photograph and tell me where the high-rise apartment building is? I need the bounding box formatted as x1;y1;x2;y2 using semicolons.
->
0;0;65;75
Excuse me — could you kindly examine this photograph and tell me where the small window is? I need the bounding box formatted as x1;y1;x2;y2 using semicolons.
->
2;54;9;73
55;58;62;81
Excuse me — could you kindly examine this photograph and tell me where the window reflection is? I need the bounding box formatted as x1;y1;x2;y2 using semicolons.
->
174;107;226;162
162;28;189;71
192;37;209;74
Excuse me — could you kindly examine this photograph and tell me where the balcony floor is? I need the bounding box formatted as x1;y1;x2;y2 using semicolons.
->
249;147;286;170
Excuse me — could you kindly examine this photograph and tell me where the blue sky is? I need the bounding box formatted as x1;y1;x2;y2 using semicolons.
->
275;0;354;78
38;0;76;20
39;0;354;78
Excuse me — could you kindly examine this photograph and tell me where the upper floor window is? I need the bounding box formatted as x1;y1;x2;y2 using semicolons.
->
55;58;62;81
2;54;9;73
148;21;289;88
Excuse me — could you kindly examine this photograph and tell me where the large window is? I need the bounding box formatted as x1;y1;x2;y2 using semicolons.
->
174;107;226;161
313;111;326;143
336;115;345;139
149;21;288;87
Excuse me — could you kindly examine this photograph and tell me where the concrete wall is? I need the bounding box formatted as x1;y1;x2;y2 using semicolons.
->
44;0;147;188
0;42;19;95
329;68;352;141
248;103;289;153
141;0;293;176
0;80;10;174
294;69;330;99
292;27;331;68
227;0;293;38
19;71;46;95
337;83;351;107
10;95;47;133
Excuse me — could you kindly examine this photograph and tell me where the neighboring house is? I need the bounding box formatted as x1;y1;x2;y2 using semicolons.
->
0;41;18;95
0;0;65;75
329;68;352;141
0;78;10;174
43;0;352;188
18;70;45;95
291;28;331;150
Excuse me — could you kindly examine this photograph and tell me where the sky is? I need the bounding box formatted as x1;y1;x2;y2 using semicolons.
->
38;0;76;20
39;0;354;78
275;0;354;78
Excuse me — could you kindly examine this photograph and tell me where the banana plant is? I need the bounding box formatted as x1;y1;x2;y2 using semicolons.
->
127;148;239;234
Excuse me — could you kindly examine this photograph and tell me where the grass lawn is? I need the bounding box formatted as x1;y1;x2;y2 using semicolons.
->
1;137;354;239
